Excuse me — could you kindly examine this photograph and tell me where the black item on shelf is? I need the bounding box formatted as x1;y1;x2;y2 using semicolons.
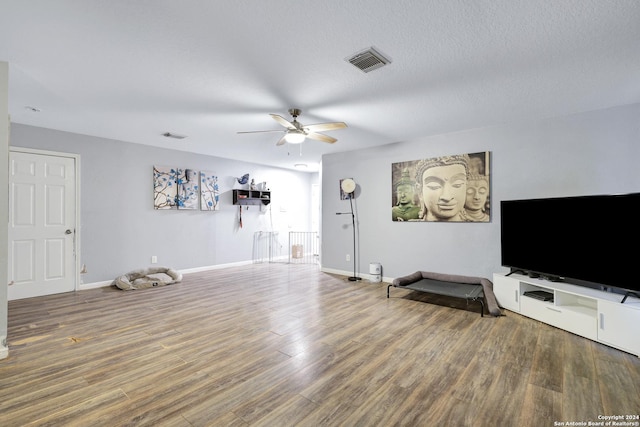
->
523;290;554;301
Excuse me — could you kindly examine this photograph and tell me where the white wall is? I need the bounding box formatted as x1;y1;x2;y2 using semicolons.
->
321;103;640;281
0;62;9;358
10;124;317;285
8;103;640;291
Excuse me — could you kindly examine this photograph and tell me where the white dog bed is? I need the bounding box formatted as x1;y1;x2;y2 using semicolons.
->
114;267;182;290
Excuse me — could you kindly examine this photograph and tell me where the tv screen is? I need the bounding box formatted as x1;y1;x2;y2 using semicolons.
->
500;193;640;293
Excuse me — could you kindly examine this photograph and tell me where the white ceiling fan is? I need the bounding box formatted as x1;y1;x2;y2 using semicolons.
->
238;108;347;146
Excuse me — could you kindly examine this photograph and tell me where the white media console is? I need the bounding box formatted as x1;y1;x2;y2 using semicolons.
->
493;272;640;357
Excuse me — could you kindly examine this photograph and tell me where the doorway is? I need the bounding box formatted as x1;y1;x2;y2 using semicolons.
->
8;148;80;300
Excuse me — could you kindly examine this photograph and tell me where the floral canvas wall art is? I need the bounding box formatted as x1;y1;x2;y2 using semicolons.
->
200;171;220;211
154;165;178;209
176;168;199;209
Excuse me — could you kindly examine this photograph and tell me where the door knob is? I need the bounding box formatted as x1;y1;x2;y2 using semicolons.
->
65;229;73;235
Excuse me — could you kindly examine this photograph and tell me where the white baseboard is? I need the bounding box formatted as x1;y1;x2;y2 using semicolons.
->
0;336;7;360
178;260;254;275
320;266;352;277
79;260;257;290
79;280;113;291
320;266;390;284
79;261;389;291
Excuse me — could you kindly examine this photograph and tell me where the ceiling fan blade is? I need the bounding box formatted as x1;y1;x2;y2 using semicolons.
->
304;122;347;132
270;114;296;130
237;129;284;134
306;132;337;144
275;135;287;146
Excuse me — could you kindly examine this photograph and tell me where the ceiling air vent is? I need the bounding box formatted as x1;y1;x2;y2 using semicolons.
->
346;47;391;73
163;132;187;139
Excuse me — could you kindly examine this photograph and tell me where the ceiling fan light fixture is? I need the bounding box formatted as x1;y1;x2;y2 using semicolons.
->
239;108;345;146
285;130;306;144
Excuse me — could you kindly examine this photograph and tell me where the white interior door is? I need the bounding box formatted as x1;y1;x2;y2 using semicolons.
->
8;150;77;300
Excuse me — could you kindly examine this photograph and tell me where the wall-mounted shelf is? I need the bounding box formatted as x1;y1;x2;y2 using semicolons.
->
232;189;271;206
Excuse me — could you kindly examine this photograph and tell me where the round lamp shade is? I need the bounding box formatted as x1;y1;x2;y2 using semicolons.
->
341;178;356;194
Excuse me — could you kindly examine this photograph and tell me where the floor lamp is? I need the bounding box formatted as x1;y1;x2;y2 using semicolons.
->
337;178;361;281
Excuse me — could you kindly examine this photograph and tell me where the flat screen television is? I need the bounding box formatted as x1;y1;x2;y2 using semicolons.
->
500;193;640;295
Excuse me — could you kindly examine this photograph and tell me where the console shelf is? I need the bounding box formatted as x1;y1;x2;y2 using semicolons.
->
232;189;271;206
493;272;640;356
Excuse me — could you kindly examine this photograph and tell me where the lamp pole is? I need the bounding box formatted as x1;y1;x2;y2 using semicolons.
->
336;192;361;281
347;195;361;281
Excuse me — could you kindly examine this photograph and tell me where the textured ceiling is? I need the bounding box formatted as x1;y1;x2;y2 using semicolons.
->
1;0;639;172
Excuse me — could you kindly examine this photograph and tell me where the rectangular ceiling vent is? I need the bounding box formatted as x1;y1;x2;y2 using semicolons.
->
163;132;187;140
346;47;391;73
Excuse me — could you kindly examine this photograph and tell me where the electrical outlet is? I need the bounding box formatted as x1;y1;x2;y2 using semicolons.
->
151;256;158;264
346;254;350;262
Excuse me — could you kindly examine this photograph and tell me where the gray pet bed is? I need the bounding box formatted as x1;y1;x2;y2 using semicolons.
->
113;267;182;290
388;271;502;317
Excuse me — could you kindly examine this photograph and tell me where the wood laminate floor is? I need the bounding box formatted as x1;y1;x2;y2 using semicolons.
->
1;263;639;426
